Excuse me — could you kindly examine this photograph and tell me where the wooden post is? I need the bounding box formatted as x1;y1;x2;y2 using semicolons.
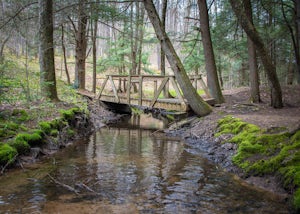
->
138;76;143;105
198;76;211;98
150;77;169;107
127;75;131;104
154;80;157;97
109;75;120;103
170;76;185;104
97;76;108;100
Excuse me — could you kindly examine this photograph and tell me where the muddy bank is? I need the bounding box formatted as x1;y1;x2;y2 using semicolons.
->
0;106;94;172
164;115;289;198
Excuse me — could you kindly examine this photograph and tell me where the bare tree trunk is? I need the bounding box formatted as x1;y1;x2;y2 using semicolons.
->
0;36;9;64
230;0;283;108
91;1;99;93
197;0;224;104
295;0;300;83
144;0;212;116
161;0;168;98
137;3;145;75
244;0;260;103
38;0;59;101
74;0;88;90
61;25;70;85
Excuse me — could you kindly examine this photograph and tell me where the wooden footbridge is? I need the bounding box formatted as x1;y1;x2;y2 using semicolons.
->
78;74;215;112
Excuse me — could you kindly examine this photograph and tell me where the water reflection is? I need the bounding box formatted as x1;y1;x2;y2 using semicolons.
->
0;122;291;213
80;127;289;213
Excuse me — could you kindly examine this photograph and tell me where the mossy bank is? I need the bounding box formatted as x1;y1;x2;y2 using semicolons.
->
0;106;93;170
215;115;300;212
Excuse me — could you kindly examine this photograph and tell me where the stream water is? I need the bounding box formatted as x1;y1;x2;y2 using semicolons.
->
0;114;291;213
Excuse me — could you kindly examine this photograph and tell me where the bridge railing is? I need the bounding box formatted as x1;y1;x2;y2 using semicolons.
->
95;74;212;110
97;75;184;106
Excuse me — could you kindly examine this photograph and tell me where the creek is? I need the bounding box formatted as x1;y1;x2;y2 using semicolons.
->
0;114;290;213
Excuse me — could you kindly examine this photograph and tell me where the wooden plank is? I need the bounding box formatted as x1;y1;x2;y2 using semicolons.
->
198;77;211;98
109;75;120;103
150;77;169;107
97;76;108;100
169;77;185;104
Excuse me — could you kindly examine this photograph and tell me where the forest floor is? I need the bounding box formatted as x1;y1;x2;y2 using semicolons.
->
164;84;300;201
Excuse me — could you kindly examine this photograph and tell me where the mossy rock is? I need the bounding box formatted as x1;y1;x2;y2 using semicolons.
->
0;143;17;165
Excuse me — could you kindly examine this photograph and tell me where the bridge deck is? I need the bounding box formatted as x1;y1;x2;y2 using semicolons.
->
78;89;215;112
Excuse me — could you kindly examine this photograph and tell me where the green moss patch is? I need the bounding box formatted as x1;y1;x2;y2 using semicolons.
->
60;107;81;121
0;143;17;165
216;116;300;211
15;132;43;147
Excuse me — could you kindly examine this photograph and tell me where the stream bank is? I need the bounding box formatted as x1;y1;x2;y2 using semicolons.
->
164;86;300;212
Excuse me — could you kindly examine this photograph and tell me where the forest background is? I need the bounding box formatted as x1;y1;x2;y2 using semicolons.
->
0;0;299;108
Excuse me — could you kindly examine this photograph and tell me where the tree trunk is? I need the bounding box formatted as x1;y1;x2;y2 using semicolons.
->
197;0;224;104
0;36;9;64
144;0;212;116
244;0;260;103
295;0;300;83
91;1;99;94
229;0;283;108
137;3;145;75
61;25;70;85
161;0;168;98
74;0;88;90
38;0;59;101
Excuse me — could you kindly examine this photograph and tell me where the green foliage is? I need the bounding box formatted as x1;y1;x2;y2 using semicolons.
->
0;143;17;165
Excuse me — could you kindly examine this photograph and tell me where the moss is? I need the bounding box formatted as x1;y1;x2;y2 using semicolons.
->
38;121;52;134
216;116;300;211
10;140;30;155
11;109;30;122
50;118;66;129
60;107;80;121
294;188;300;211
215;116;260;137
50;129;59;137
0;143;17;165
0;122;19;138
67;128;75;137
291;130;300;144
15;132;43;147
